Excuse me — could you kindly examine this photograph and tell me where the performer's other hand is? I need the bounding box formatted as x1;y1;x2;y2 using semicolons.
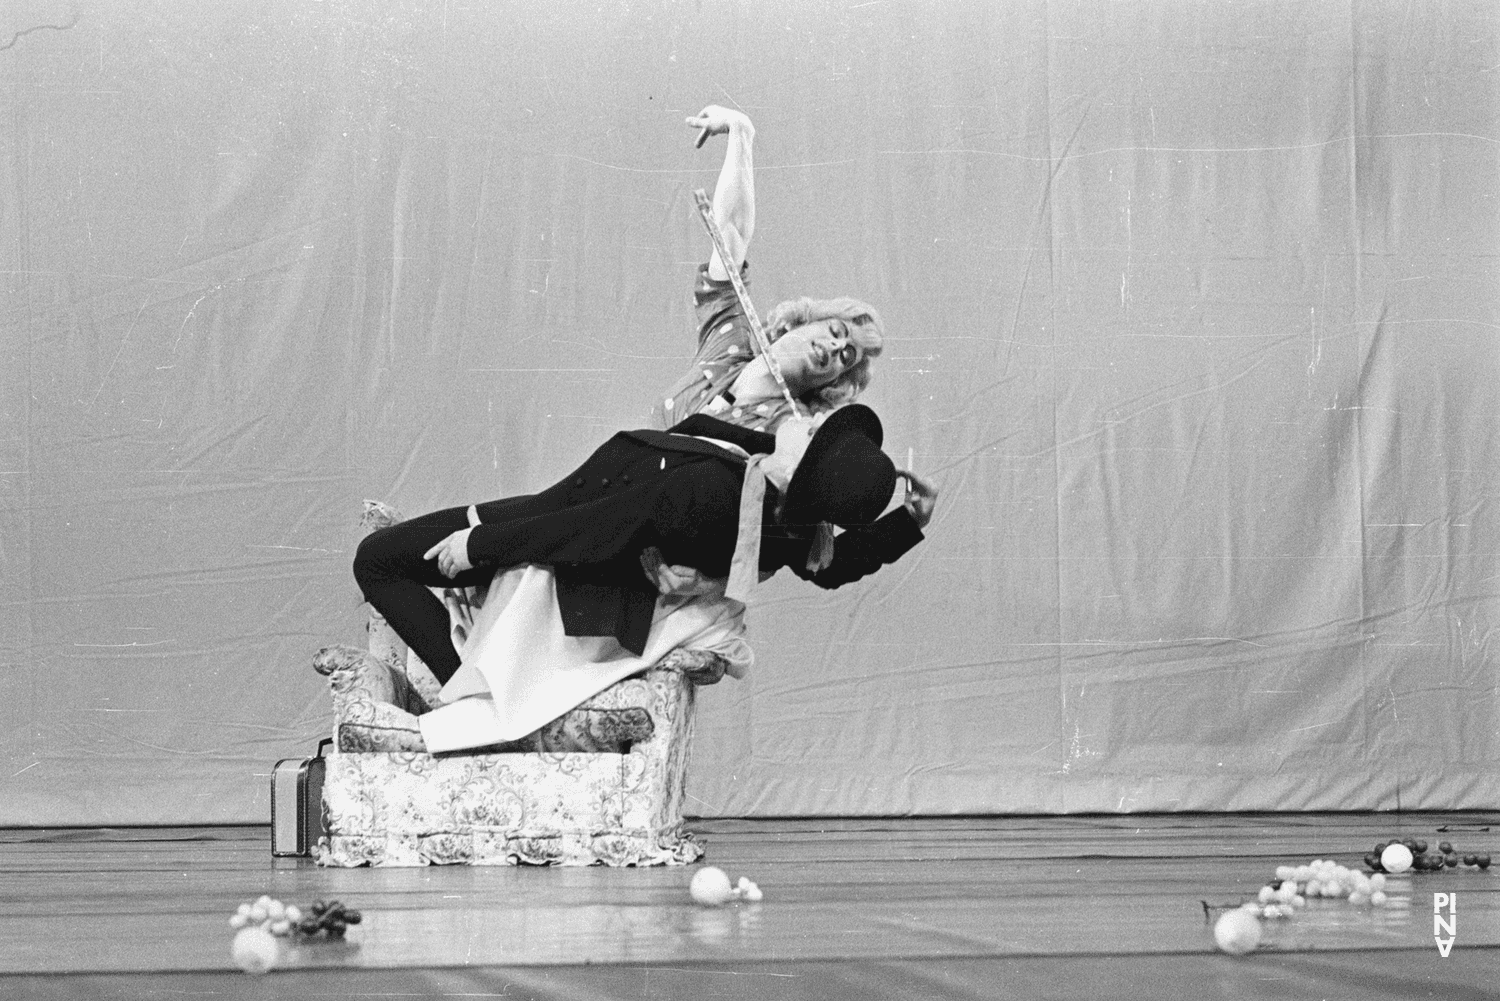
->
686;104;749;147
423;529;474;579
900;471;938;530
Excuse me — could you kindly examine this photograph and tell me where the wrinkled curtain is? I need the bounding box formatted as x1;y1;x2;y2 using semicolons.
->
2;0;1495;822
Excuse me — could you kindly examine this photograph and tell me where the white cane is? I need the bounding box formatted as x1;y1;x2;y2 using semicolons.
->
692;189;804;418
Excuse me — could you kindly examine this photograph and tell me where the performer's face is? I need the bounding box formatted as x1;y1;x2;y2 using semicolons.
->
773;318;864;395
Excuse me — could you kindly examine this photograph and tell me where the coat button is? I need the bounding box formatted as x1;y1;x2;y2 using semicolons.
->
574;477;585;487
601;477;611;488
621;474;632;485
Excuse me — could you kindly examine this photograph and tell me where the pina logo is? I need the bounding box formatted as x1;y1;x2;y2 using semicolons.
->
1433;893;1457;957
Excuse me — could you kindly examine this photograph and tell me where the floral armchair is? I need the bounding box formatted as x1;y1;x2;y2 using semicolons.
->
311;502;721;867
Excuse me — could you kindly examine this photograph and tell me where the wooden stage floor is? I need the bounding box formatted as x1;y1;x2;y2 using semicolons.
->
1;813;1497;999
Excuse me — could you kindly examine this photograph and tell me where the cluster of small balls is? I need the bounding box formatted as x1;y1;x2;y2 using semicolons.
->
1367;838;1491;874
228;898;362;975
229;895;303;937
1240;859;1390;919
229;896;362;939
688;866;764;906
1241;885;1297;921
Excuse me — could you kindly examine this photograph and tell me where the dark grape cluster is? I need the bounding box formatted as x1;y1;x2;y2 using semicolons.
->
1364;837;1491;873
297;899;363;939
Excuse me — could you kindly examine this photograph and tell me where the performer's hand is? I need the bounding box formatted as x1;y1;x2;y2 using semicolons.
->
640;546;722;596
423;529;474;579
659;564;721;596
900;471;938;530
686;105;751;147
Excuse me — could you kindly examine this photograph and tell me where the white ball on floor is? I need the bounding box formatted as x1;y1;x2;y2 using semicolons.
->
1214;908;1262;955
1380;843;1413;874
736;877;764;903
231;926;279;974
689;866;735;906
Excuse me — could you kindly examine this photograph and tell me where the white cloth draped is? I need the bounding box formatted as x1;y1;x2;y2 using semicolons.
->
418;565;752;754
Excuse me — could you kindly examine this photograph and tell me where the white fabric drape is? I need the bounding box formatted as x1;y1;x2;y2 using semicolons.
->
419;566;751;753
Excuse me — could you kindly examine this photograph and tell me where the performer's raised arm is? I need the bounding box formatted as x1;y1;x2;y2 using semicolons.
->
686;105;755;280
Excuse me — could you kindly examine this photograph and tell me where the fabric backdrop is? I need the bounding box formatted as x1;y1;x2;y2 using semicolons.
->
2;0;1496;824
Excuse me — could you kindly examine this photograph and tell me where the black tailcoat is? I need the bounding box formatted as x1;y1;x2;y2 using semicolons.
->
466;414;924;654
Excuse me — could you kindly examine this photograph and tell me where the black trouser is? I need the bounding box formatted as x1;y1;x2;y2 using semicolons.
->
352;506;499;684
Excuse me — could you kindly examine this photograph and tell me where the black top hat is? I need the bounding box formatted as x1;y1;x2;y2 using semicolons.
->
780;404;895;528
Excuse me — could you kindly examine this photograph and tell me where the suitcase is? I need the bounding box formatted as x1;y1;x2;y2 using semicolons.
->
271;738;332;857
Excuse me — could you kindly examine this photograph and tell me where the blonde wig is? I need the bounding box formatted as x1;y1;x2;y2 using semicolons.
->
762;296;885;408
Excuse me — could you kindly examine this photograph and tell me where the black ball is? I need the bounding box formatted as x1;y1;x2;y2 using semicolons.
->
1478;855;1491;869
1463;854;1477;866
1445;854;1459;868
1414;840;1428;853
1374;842;1388;854
1439;841;1453;854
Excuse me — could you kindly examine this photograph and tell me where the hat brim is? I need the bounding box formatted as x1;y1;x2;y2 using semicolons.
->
816;403;883;450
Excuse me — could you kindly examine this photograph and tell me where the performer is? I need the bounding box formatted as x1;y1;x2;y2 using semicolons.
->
659;105;890;434
642;105;938;597
353;405;924;689
346;107;937;751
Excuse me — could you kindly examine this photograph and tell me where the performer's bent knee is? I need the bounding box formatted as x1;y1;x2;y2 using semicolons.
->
352;528;390;592
354;518;488;597
353;524;426;595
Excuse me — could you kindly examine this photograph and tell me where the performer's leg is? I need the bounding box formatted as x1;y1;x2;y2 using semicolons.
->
353;506;496;684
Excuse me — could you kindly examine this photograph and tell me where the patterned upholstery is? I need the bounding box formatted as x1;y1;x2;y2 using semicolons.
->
312;501;709;867
316;661;702;867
